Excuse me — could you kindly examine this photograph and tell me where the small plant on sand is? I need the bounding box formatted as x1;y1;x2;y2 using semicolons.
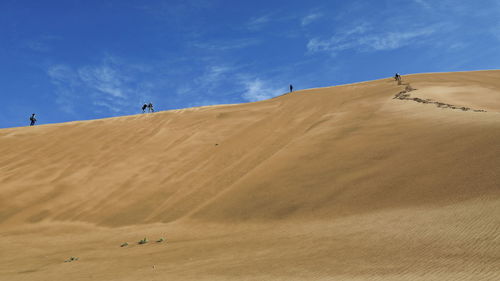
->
138;237;148;245
156;237;165;243
120;242;129;247
64;256;79;262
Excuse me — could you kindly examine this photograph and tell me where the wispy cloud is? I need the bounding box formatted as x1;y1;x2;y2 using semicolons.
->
240;78;285;102
413;0;432;9
195;65;233;91
171;62;237;107
307;24;439;54
191;38;260;51
246;14;272;31
301;12;323;26
25;41;51;52
359;28;437;50
137;0;214;23
307;24;368;53
23;35;59;53
47;65;80;113
47;57;153;114
173;58;286;104
47;64;77;83
78;65;127;98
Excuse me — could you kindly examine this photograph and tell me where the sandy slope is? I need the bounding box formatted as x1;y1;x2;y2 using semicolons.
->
0;70;499;280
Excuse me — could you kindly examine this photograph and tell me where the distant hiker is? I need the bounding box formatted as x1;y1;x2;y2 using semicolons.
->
148;102;154;113
394;73;402;83
29;113;37;126
142;104;147;113
289;84;293;92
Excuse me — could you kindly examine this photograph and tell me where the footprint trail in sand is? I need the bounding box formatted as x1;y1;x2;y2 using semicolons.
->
393;83;487;112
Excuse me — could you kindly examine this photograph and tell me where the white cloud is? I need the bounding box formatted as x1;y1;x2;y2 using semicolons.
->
307;24;438;54
191;38;260;51
307;38;335;53
301;13;322;26
47;58;150;115
413;0;431;9
176;84;193;95
306;24;368;53
193;65;233;93
47;65;80;113
359;28;437;50
25;41;51;52
173;63;237;105
247;14;272;31
241;78;285;102
23;35;59;53
47;65;76;84
92;101;121;113
344;24;370;36
78;66;126;98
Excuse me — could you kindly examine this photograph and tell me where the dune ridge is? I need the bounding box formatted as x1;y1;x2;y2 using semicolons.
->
0;70;499;280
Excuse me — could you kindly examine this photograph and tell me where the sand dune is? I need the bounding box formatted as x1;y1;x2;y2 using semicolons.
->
1;70;499;280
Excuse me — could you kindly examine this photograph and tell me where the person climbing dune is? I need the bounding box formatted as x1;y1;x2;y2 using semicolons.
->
142;104;147;113
394;73;402;85
148;102;154;113
290;84;293;92
29;113;37;126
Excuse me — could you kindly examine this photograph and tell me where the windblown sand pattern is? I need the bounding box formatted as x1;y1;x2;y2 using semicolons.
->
0;70;499;281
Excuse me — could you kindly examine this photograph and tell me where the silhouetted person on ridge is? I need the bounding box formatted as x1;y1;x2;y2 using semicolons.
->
394;73;401;82
148;102;154;113
289;84;293;92
142;103;147;113
29;113;37;126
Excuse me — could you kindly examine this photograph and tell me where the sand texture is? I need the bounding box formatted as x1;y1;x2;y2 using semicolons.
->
1;70;499;280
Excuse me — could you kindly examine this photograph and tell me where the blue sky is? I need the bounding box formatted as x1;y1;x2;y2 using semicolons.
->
1;0;499;128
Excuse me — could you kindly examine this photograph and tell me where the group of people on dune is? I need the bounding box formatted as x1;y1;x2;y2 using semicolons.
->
142;103;155;113
26;77;403;127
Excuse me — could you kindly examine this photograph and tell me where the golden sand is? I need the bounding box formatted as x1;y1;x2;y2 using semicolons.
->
1;70;499;280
